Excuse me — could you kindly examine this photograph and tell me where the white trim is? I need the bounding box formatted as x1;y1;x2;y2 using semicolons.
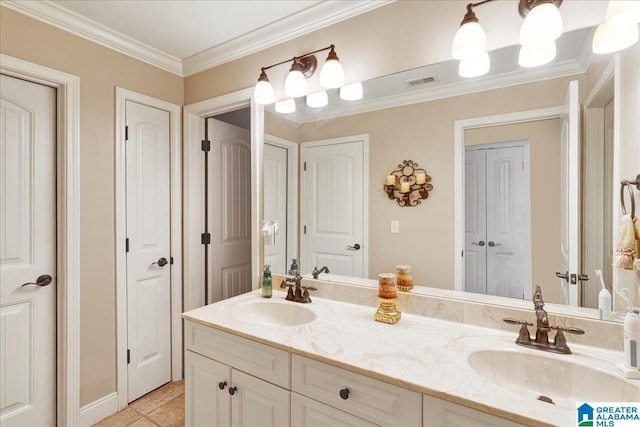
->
2;0;390;77
299;134;370;277
264;134;299;264
1;0;182;76
114;88;182;410
79;392;118;427
0;54;81;427
453;106;564;292
183;88;261;311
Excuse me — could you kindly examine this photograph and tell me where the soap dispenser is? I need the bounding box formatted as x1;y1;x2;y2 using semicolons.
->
288;258;298;276
262;265;272;298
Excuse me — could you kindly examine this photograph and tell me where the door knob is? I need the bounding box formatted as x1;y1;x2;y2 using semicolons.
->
487;241;501;247
555;271;569;281
471;241;485;246
346;244;361;251
578;274;589;281
21;274;53;287
152;257;168;267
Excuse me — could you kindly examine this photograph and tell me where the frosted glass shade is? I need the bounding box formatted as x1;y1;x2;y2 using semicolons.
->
519;40;556;67
339;82;363;101
253;79;275;105
275;99;296;114
592;21;639;54
459;52;490;78
306;91;328;108
606;1;640;27
284;69;308;98
452;22;487;60
520;3;563;45
319;59;345;89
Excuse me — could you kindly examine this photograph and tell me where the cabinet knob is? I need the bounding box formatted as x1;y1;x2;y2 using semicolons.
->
339;388;350;400
228;386;237;396
218;381;227;390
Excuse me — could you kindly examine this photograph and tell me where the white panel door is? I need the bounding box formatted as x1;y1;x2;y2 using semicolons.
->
301;138;365;276
126;100;172;402
559;80;580;306
464;149;487;295
0;75;56;426
209;118;252;301
263;142;288;275
486;146;526;299
231;370;290;427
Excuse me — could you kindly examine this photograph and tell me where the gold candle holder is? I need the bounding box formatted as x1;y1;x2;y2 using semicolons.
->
374;297;401;324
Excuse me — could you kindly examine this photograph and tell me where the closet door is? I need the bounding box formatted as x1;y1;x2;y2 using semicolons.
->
465;149;487;294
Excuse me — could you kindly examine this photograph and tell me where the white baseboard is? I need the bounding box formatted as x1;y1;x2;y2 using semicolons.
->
79;392;118;427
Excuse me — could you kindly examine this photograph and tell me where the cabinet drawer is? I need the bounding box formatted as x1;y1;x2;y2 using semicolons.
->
185;321;290;388
292;393;379;427
292;355;421;427
423;395;525;427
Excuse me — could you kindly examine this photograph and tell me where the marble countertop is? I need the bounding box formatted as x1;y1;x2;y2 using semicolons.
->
182;290;637;427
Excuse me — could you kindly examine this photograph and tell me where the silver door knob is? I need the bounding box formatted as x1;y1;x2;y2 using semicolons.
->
555;271;569;281
471;241;485;246
487;241;501;247
152;257;168;267
346;243;361;251
22;274;53;287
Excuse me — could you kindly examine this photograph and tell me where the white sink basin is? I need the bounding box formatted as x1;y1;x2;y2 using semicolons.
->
230;299;317;327
468;350;639;408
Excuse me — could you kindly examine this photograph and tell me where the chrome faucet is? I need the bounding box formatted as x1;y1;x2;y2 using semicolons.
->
503;285;585;354
311;266;330;279
280;273;316;303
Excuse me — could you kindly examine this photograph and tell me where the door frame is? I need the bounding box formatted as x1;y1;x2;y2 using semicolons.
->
0;54;81;426
115;87;182;409
300;135;370;277
183;88;262;311
264;134;299;269
454;106;564;292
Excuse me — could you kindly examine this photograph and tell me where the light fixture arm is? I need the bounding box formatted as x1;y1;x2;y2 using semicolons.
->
518;0;562;18
260;44;336;73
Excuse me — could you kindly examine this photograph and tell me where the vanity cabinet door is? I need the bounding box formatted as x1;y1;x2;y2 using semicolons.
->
423;395;525;427
291;392;379;427
185;350;231;427
230;369;290;427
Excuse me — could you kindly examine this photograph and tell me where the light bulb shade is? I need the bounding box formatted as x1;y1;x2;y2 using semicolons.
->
606;1;640;27
458;52;490;78
452;22;487;60
253;72;275;105
339;82;363;101
320;59;345;89
284;68;308;98
518;39;556;67
592;21;639;54
275;98;296;114
306;91;328;108
519;3;563;45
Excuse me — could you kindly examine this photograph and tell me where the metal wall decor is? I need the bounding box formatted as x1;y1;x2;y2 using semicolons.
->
383;160;433;207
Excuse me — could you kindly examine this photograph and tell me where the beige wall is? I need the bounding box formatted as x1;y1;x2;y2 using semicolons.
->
0;7;184;406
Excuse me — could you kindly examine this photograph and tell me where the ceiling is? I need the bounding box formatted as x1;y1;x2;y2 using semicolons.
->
2;0;390;76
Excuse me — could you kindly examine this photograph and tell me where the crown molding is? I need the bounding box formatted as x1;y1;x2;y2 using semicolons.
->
285;59;588;124
2;0;183;76
181;0;393;76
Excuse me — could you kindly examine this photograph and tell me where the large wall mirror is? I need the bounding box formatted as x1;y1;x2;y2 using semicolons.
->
260;23;639;321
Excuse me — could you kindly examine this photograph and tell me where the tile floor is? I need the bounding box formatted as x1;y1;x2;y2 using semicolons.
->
92;380;184;427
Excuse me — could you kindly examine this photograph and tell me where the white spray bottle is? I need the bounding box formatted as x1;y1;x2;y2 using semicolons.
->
595;269;611;320
615;289;640;379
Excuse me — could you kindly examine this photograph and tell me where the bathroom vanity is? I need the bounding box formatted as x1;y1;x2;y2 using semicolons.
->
182;280;638;427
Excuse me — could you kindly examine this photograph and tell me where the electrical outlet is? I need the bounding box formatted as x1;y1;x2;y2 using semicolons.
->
391;221;400;233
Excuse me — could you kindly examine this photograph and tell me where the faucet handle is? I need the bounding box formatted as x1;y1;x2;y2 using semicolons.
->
302;286;317;291
551;325;585;335
503;318;533;326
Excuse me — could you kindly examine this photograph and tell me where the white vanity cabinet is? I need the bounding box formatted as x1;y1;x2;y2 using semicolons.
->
291;355;422;427
184;321;290;427
423;395;525;427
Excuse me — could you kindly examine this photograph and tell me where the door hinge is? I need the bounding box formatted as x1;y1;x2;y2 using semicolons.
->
125;238;129;253
461;250;464;257
125;125;129;141
304;162;307;171
201;140;211;152
170;256;174;265
303;225;307;234
201;233;211;245
127;349;130;364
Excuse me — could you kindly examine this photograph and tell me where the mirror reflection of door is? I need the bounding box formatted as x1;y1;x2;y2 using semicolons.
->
465;142;531;299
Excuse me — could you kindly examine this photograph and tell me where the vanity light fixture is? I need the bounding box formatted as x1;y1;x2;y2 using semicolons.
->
592;1;640;54
253;44;348;105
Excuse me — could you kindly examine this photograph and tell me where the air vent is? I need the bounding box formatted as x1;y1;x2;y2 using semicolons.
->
407;76;436;86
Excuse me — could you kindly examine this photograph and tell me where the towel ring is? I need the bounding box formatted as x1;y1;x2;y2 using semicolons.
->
621;181;636;218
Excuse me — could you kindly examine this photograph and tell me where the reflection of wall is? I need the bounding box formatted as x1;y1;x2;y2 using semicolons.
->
465;120;562;304
266;75;584;299
0;7;184;406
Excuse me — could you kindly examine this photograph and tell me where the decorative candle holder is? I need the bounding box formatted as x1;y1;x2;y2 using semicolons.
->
383;160;433;207
374;297;401;324
396;265;413;292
